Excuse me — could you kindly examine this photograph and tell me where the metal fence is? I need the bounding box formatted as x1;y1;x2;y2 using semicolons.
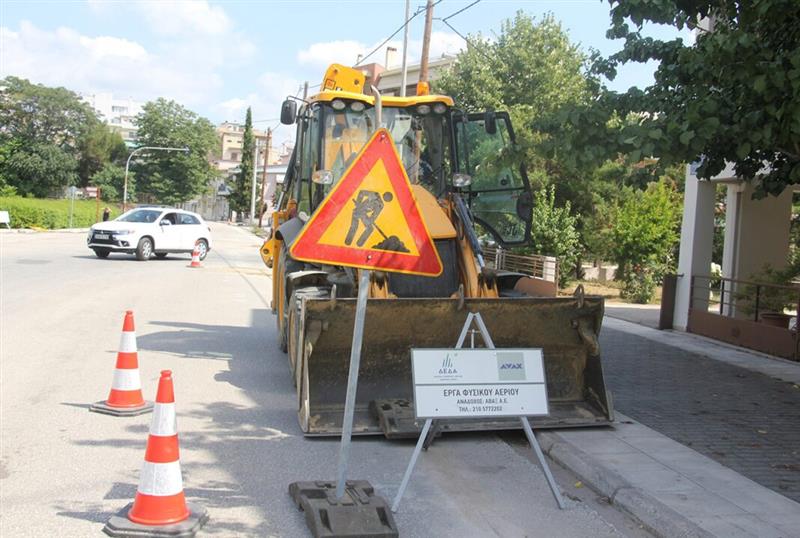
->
482;246;559;284
690;275;800;323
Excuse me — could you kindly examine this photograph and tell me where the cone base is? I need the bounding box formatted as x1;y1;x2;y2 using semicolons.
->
187;263;202;268
103;502;208;538
90;400;154;417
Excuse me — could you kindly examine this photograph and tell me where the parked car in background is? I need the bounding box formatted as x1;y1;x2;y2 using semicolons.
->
87;207;212;261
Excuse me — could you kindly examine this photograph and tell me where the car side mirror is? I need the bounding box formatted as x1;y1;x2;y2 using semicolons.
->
484;109;497;135
160;219;172;226
281;99;297;125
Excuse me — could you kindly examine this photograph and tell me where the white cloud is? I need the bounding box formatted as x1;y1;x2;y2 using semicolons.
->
88;0;232;36
213;72;301;144
0;21;220;106
296;31;465;70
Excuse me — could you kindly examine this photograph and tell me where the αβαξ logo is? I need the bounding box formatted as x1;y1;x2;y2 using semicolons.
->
497;352;526;381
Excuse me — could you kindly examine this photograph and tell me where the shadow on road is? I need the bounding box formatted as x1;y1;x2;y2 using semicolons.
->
63;309;308;535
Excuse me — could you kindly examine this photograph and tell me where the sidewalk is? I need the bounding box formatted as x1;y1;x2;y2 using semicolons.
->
534;315;800;538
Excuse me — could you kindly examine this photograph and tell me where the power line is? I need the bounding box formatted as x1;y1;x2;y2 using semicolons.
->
441;0;481;21
354;0;444;66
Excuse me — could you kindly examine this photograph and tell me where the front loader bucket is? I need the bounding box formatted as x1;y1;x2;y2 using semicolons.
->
293;296;612;437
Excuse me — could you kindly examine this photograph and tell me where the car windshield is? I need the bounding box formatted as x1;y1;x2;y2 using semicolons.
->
117;209;162;223
319;103;451;196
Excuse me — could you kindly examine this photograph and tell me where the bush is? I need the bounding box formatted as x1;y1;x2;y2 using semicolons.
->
0;196;119;229
611;180;682;281
620;268;656;304
527;185;581;288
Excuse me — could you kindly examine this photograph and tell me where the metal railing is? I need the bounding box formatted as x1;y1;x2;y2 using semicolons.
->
690;275;800;323
483;246;559;283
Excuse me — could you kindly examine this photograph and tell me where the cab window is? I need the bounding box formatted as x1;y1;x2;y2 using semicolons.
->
455;112;531;246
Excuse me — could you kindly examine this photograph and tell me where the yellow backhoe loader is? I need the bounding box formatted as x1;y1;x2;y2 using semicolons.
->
260;64;613;437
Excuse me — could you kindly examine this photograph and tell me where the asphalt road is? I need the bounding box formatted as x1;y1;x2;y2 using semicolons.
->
1;224;650;537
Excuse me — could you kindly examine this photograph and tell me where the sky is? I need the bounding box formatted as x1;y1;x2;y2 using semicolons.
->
0;0;689;146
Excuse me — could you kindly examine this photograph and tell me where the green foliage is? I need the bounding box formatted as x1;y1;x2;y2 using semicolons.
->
526;185;581;287
77;123;127;185
0;76;98;149
133;98;219;204
230;107;255;214
0;77;101;196
1;142;79;197
435;12;595;201
609;180;682;279
737;263;800;315
553;0;800;198
620;268;657;304
0;196;117;229
90;163;129;202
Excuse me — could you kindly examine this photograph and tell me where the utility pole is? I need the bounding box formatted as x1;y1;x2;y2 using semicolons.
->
249;139;261;226
418;0;435;87
400;0;411;97
258;128;272;228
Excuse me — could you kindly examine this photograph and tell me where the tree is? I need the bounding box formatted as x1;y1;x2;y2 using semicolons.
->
78;123;127;185
133;98;218;204
1;142;78;197
435;12;624;250
230;107;254;214
436;13;592;185
90;163;130;202
549;0;800;198
609;180;682;280
0;76;101;196
528;185;581;288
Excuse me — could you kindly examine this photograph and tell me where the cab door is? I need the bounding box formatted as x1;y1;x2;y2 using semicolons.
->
453;111;532;246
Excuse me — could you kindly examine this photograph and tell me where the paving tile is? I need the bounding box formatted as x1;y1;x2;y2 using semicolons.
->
692;515;788;538
601;327;800;504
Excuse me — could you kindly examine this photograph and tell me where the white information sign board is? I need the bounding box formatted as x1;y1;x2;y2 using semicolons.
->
411;348;548;419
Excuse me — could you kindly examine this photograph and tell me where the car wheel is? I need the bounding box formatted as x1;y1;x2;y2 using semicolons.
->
93;248;110;259
135;237;153;261
196;239;209;260
155;253;168;259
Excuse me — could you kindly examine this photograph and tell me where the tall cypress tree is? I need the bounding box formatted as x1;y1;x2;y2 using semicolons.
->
232;107;254;214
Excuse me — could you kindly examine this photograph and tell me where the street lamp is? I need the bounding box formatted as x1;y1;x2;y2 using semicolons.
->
123;146;190;211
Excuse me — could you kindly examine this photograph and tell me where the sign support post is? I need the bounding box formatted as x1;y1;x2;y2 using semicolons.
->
335;268;371;499
391;312;566;512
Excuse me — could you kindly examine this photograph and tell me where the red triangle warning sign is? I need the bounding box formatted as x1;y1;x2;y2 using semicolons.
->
290;128;443;276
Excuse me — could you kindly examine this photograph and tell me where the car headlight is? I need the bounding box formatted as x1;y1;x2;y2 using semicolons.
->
114;230;136;235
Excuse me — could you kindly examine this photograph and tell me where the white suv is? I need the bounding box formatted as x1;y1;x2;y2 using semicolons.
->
87;207;212;261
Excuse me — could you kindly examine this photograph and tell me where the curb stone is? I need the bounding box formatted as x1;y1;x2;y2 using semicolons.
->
537;430;715;538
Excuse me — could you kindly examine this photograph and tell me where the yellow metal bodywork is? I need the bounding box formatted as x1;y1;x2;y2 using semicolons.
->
260;64;611;437
309;89;454;109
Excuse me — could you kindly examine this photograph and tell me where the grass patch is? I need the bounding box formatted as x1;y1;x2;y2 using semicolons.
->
0;196;122;229
561;279;663;304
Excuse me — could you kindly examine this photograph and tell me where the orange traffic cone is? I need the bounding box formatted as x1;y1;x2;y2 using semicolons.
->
90;311;153;417
104;370;209;537
188;244;202;268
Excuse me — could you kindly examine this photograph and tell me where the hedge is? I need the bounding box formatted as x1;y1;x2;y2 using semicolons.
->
0;197;121;229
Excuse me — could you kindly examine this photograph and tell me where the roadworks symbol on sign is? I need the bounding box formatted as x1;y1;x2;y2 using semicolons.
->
290;128;443;276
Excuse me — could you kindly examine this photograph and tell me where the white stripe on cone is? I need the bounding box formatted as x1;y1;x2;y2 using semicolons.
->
119;331;137;353
137;461;184;496
150;403;177;437
112;368;142;391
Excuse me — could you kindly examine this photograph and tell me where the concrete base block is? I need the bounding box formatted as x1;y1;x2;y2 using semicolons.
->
289;480;398;538
103;502;209;537
90;400;154;417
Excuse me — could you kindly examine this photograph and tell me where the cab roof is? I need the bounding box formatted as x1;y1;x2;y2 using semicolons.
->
308;90;454;108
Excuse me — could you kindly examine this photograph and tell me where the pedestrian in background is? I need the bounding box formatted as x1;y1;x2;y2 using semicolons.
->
102;207;111;221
